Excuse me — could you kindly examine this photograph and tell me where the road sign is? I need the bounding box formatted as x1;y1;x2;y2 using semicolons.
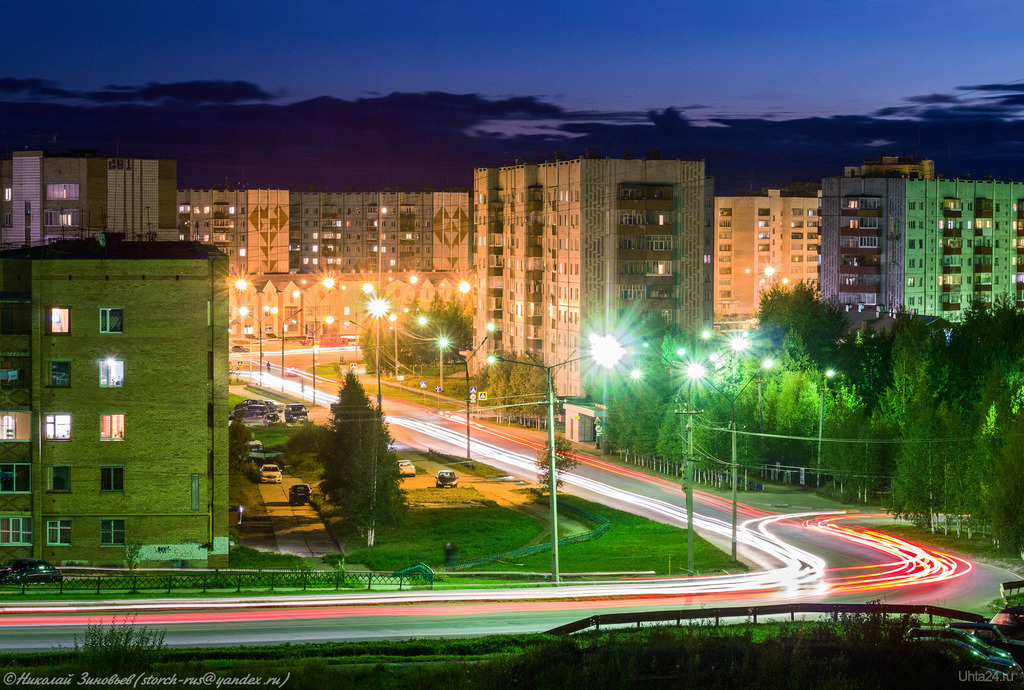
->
478;391;487;401
420;381;427;389
469;393;477;404
470;386;477;395
397;375;405;381
435;385;442;393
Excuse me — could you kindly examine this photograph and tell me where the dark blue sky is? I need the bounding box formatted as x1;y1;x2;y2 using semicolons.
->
5;1;1024;193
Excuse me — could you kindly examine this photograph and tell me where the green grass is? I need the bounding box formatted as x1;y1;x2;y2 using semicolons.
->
472;496;745;576
228;544;315;570
874;522;1019;566
337;502;544;571
406;486;487;503
250;423;302;450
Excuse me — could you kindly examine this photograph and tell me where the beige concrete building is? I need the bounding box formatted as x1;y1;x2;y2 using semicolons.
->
0;236;230;567
1;151;178;248
473;155;713;396
714;188;822;325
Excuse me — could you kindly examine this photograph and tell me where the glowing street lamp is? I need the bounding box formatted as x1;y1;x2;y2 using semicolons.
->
366;294;392;407
437;336;450;391
458;280;472;294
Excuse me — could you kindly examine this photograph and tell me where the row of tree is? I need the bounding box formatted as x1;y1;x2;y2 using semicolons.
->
600;282;1024;556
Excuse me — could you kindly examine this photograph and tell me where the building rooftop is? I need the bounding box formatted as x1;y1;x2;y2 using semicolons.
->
0;235;227;261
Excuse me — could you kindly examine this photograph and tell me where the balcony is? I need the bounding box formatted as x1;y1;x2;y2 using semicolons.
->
942;246;962;255
942;303;962;311
975;246;993;255
838;284;880;294
941;284;961;292
942;265;961;274
943;227;961;238
975;283;993;292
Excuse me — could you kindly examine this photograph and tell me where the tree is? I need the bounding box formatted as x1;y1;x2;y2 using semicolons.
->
317;371;405;546
757;281;848;370
535;433;577;492
228;418;253;471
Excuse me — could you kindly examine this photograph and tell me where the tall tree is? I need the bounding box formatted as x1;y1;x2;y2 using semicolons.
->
757;281;848;370
534;433;577;491
317;371;405;547
228;418;253;471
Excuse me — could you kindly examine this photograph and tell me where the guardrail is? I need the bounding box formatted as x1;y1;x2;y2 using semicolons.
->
546;602;986;635
445;501;610;572
1001;579;1024;603
0;568;433;595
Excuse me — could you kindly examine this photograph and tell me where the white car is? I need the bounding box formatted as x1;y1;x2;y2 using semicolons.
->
397;459;416;477
260;464;282;484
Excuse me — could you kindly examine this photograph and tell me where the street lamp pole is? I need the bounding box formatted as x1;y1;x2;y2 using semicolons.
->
817;369;835;488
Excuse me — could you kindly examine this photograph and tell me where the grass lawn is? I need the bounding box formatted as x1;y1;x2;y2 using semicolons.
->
228;544;315;570
337;501;544;571
875;522;1022;570
228;469;267;520
250;423;302;450
471;496;745;576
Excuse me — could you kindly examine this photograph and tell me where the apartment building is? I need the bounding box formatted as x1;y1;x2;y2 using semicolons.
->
714;187;822;324
177;188;290;275
1;151;178;248
473;155;713;396
0;235;230;567
288;191;471;274
821;172;1024;318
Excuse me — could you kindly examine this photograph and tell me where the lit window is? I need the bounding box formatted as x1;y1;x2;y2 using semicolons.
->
0;463;30;492
100;308;123;334
0;516;32;545
49;307;70;334
100;519;125;545
100;466;124;492
45;183;80;200
100;414;125;440
228;206;235;214
49;361;70;387
45;414;71;440
100;359;124;387
47;519;71;545
239;248;246;257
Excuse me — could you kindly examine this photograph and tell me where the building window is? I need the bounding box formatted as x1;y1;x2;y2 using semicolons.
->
0;464;30;492
0;412;30;441
49;361;70;387
46;183;80;200
48;307;70;334
44;414;71;440
47;519;71;546
100;414;125;440
100;466;125;492
100;519;125;545
100;308;123;334
0;516;32;545
48;466;70;492
99;359;124;387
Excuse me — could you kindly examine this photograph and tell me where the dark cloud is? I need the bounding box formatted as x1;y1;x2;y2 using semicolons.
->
958;82;1024;93
4;83;1024;195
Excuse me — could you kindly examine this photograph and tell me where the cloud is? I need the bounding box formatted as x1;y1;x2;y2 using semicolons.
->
86;80;274;104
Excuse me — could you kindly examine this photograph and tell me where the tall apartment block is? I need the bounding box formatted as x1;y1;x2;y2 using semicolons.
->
821;170;1024;318
473;156;713;396
0;236;230;567
1;151;178;248
714;187;822;325
177;189;291;275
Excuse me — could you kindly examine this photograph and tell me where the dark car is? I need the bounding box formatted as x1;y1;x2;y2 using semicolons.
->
230;344;250;353
234;403;269;419
991;606;1024;640
0;558;62;584
263;412;282;426
435;470;458;488
909;626;1021;674
289;483;312;506
284;404;308;423
950;622;1024;663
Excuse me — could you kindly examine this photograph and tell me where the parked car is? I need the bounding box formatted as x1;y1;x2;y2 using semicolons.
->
909;626;1021;674
230;344;250;353
289;483;311;505
991;606;1024;640
435;470;458;488
260;464;282;484
262;400;279;413
234;403;269;418
950;622;1024;663
284;403;308;423
397;459;416;477
0;558;63;584
263;412;282;426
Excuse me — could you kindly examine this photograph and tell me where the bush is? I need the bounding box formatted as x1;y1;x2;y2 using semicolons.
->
73;619;166;673
244;464;262;483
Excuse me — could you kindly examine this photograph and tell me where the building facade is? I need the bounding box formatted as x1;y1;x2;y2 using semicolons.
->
1;151;178;248
0;236;230;567
821;174;1024;318
714;187;822;325
472;156;713;396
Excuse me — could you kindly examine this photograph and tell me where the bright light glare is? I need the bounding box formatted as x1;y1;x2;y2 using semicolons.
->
676;348;686;357
322;277;336;290
367;296;391;318
709;352;720;363
588;334;626;369
486;322;495;332
763;358;774;369
630;369;643;381
826;369;836;378
325;315;335;324
409;275;418;284
238;306;250;317
486;355;497;364
701;330;711;340
362;282;375;295
234;279;249;291
388;313;397;322
438;337;450;349
458;280;472;294
687;363;707;380
418;315;428;326
764;266;776;277
730;336;749;352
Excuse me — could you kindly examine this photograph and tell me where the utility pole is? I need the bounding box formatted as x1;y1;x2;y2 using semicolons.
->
676;399;700;575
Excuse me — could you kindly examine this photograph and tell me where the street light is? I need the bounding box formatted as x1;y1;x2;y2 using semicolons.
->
365;289;391;408
817;368;836;487
487;333;625;584
460;322;494;463
310;315;335;405
237;306;252;379
437;336;450;391
688;356;774;562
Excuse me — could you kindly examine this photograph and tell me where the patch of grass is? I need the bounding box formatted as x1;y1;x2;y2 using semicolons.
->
229;469;267;519
338;505;544;570
406;487;487;504
228;544;314;570
372;380;464;411
228;393;248;409
251;423;300;450
472;496;744;576
875;522;1021;568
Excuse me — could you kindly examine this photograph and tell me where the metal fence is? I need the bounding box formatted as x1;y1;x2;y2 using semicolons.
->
446;502;610;572
546;602;987;635
0;567;433;595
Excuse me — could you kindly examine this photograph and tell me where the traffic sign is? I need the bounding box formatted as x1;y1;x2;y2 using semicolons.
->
435;385;442;393
470;386;477;395
420;381;427;389
469;393;477;404
478;391;488;401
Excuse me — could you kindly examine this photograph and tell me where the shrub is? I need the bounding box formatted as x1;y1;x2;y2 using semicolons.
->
73;619;166;673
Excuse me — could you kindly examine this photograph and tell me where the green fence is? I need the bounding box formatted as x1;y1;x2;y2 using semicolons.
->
446;502;611;571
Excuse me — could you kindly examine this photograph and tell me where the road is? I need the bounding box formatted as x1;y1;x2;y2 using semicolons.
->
1;354;1019;648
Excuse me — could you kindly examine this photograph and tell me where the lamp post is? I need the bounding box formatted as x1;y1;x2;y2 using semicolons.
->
280;300;302;394
365;284;391;409
310;315;335;405
237;306;253;379
389;313;399;376
817;368;836;488
488;333;625;584
438;336;449;391
688;355;774;562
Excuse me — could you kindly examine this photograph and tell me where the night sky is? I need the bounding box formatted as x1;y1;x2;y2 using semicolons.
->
5;1;1024;194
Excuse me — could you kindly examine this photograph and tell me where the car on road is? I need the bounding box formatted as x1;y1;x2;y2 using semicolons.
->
397;459;416;477
435;470;458;488
991;606;1024;640
284;404;308;423
950;622;1024;663
289;483;311;505
262;400;279;412
230;344;250;353
909;626;1021;674
260;464;282;484
0;558;63;584
263;412;282;426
